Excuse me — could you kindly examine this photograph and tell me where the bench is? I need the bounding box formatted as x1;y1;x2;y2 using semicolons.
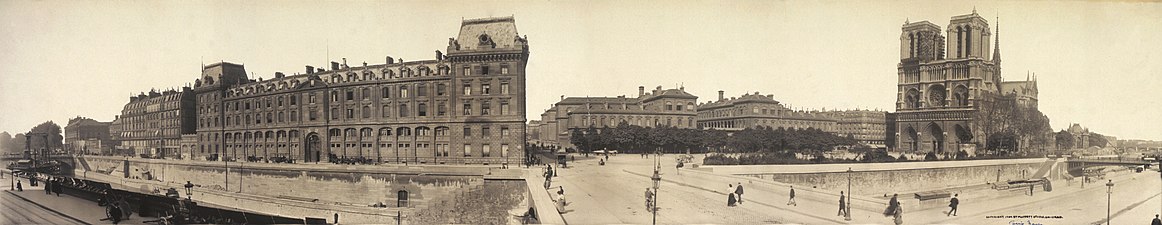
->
913;191;951;201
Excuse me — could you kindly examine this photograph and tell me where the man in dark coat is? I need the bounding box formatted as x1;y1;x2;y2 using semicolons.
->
786;186;797;206
1152;214;1161;225
735;182;745;204
15;180;22;191
947;194;959;216
44;178;52;195
838;191;847;217
884;193;899;216
52;179;62;196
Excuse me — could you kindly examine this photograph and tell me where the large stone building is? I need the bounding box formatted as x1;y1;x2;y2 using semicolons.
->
112;88;197;157
64;116;112;154
886;11;1043;154
535;85;698;149
181;17;529;165
820;109;888;147
696;91;838;133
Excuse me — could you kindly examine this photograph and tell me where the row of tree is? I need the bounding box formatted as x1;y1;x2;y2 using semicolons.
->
0;121;64;155
568;122;859;155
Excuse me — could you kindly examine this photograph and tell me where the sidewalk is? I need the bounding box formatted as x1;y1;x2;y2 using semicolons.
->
2;176;154;225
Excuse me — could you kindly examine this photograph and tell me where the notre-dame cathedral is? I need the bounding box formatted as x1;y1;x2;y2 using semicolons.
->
886;10;1046;155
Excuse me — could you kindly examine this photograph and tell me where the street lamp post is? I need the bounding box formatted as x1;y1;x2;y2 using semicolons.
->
651;169;661;225
1106;179;1114;225
184;181;194;200
845;167;852;221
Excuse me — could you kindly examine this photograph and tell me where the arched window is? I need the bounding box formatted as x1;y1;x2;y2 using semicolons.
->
417;103;427;117
965;26;972;57
399;104;409;117
381;105;390;118
955;27;963;58
362;106;371;118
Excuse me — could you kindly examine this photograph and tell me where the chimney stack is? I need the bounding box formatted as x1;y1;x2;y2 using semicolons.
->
331;61;340;70
306;65;314;74
275;72;285;78
639;86;645;97
317;68;325;73
342;58;348;68
718;90;724;101
386;56;394;64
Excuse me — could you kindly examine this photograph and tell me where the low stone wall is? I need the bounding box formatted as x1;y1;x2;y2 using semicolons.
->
74;156;528;224
708;158;1049;196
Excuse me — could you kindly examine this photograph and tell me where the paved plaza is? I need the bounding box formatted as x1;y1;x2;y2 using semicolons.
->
541;153;1162;224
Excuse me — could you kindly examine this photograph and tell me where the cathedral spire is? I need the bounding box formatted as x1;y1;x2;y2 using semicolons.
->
993;15;1001;64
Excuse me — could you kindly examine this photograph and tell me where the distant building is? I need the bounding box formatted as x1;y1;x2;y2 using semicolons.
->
821;110;887;147
696;91;837;133
112;88;197;157
1066;123;1091;149
536;85;698;150
64;117;112;154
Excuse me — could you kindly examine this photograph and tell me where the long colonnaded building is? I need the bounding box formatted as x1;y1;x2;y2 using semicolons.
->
114;16;530;165
696;91;839;132
534;85;698;149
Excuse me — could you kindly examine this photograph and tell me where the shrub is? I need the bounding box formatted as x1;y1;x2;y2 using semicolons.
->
924;151;938;161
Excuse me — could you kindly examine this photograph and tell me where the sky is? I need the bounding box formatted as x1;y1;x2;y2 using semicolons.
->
0;0;1159;140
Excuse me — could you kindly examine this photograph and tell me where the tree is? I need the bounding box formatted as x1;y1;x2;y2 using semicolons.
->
1087;132;1109;148
27;121;64;153
9;133;26;155
1055;130;1074;150
0;132;10;154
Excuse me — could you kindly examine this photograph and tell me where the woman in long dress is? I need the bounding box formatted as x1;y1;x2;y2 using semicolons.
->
892;203;903;225
727;184;737;207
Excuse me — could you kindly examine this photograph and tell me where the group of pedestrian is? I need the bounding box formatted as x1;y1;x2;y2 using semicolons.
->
726;182;745;207
884;193;902;225
43;177;63;196
543;165;555;189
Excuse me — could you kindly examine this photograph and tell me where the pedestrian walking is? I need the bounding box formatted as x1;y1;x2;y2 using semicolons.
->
884;193;899;216
838;191;847;217
15;180;22;191
786;186;797;206
45;179;52;195
726;184;737;207
734;182;745;204
947;194;959;216
893;202;904;225
1152;214;1162;225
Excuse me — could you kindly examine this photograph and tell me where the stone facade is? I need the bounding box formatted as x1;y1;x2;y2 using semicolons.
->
820;110;888;146
535;85;698;149
888;11;1035;154
179;17;528;165
697;91;838;132
64;116;112;154
112;88;197;157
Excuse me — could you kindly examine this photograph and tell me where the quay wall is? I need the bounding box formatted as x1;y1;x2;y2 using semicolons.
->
704;158;1049;196
75;155;529;224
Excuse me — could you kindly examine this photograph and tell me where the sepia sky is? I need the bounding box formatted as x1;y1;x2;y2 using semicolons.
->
1;0;1159;140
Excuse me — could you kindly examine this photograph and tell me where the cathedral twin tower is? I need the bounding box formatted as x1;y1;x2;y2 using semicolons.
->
888;10;1017;154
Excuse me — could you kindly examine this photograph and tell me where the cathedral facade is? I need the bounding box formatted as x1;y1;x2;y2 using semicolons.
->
886;11;1023;154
